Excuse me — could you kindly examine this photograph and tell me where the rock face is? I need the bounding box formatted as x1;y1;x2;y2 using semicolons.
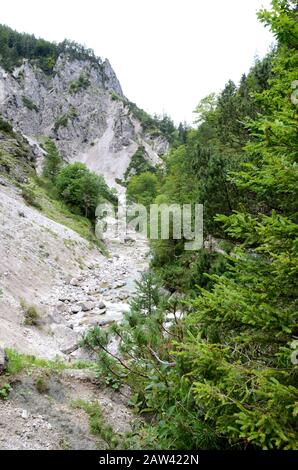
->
0;347;8;374
0;55;168;185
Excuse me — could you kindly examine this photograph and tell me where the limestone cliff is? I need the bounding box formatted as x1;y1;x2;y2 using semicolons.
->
0;53;168;185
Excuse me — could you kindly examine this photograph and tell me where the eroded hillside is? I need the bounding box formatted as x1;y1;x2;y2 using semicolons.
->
0;44;168;185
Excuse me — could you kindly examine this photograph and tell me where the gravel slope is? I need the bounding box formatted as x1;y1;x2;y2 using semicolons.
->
0;180;148;449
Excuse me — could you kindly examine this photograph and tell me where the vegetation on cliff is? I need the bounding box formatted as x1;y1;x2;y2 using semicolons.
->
0;23;103;74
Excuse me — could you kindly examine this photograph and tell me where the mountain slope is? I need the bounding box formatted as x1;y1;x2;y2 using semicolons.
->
0;26;169;185
0;26;165;450
0;123;148;360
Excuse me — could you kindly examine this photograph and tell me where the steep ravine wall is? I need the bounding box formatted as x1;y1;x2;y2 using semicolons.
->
0;55;168;185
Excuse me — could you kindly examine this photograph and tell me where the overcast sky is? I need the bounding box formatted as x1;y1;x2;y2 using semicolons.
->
1;0;274;124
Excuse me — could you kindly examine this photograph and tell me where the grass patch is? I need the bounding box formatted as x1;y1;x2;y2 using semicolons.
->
5;349;67;375
0;134;35;182
4;349;95;376
21;186;43;209
20;177;107;254
110;91;122;101
71;400;120;449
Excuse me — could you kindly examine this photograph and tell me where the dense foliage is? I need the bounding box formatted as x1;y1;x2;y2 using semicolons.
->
110;95;189;145
40;142;117;228
55;162;117;219
0;23;102;74
124;146;156;180
127;172;159;208
83;0;298;450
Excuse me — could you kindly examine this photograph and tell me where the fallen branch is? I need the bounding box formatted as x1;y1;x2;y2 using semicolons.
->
148;347;176;367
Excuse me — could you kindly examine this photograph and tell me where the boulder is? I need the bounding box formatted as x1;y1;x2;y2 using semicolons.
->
70;305;82;314
56;301;68;313
61;368;97;383
87;289;99;295
124;236;135;245
70;277;82;286
114;281;126;289
92;308;106;316
77;301;95;312
58;296;70;303
51;325;78;355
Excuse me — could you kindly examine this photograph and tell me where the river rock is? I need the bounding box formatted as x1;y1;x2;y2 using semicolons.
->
114;281;126;289
70;305;82;314
58;296;70;303
78;301;95;312
70;277;82;287
56;301;68;313
124;236;135;245
51;325;78;354
91;308;106;316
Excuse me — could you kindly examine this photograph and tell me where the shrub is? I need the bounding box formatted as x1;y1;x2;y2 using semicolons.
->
69;74;90;94
0;384;12;400
54;107;77;132
0;116;13;134
35;375;50;394
22;96;39;112
20;299;40;326
110;91;122;101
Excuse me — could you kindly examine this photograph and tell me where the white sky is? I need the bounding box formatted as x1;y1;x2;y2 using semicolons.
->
1;0;274;124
